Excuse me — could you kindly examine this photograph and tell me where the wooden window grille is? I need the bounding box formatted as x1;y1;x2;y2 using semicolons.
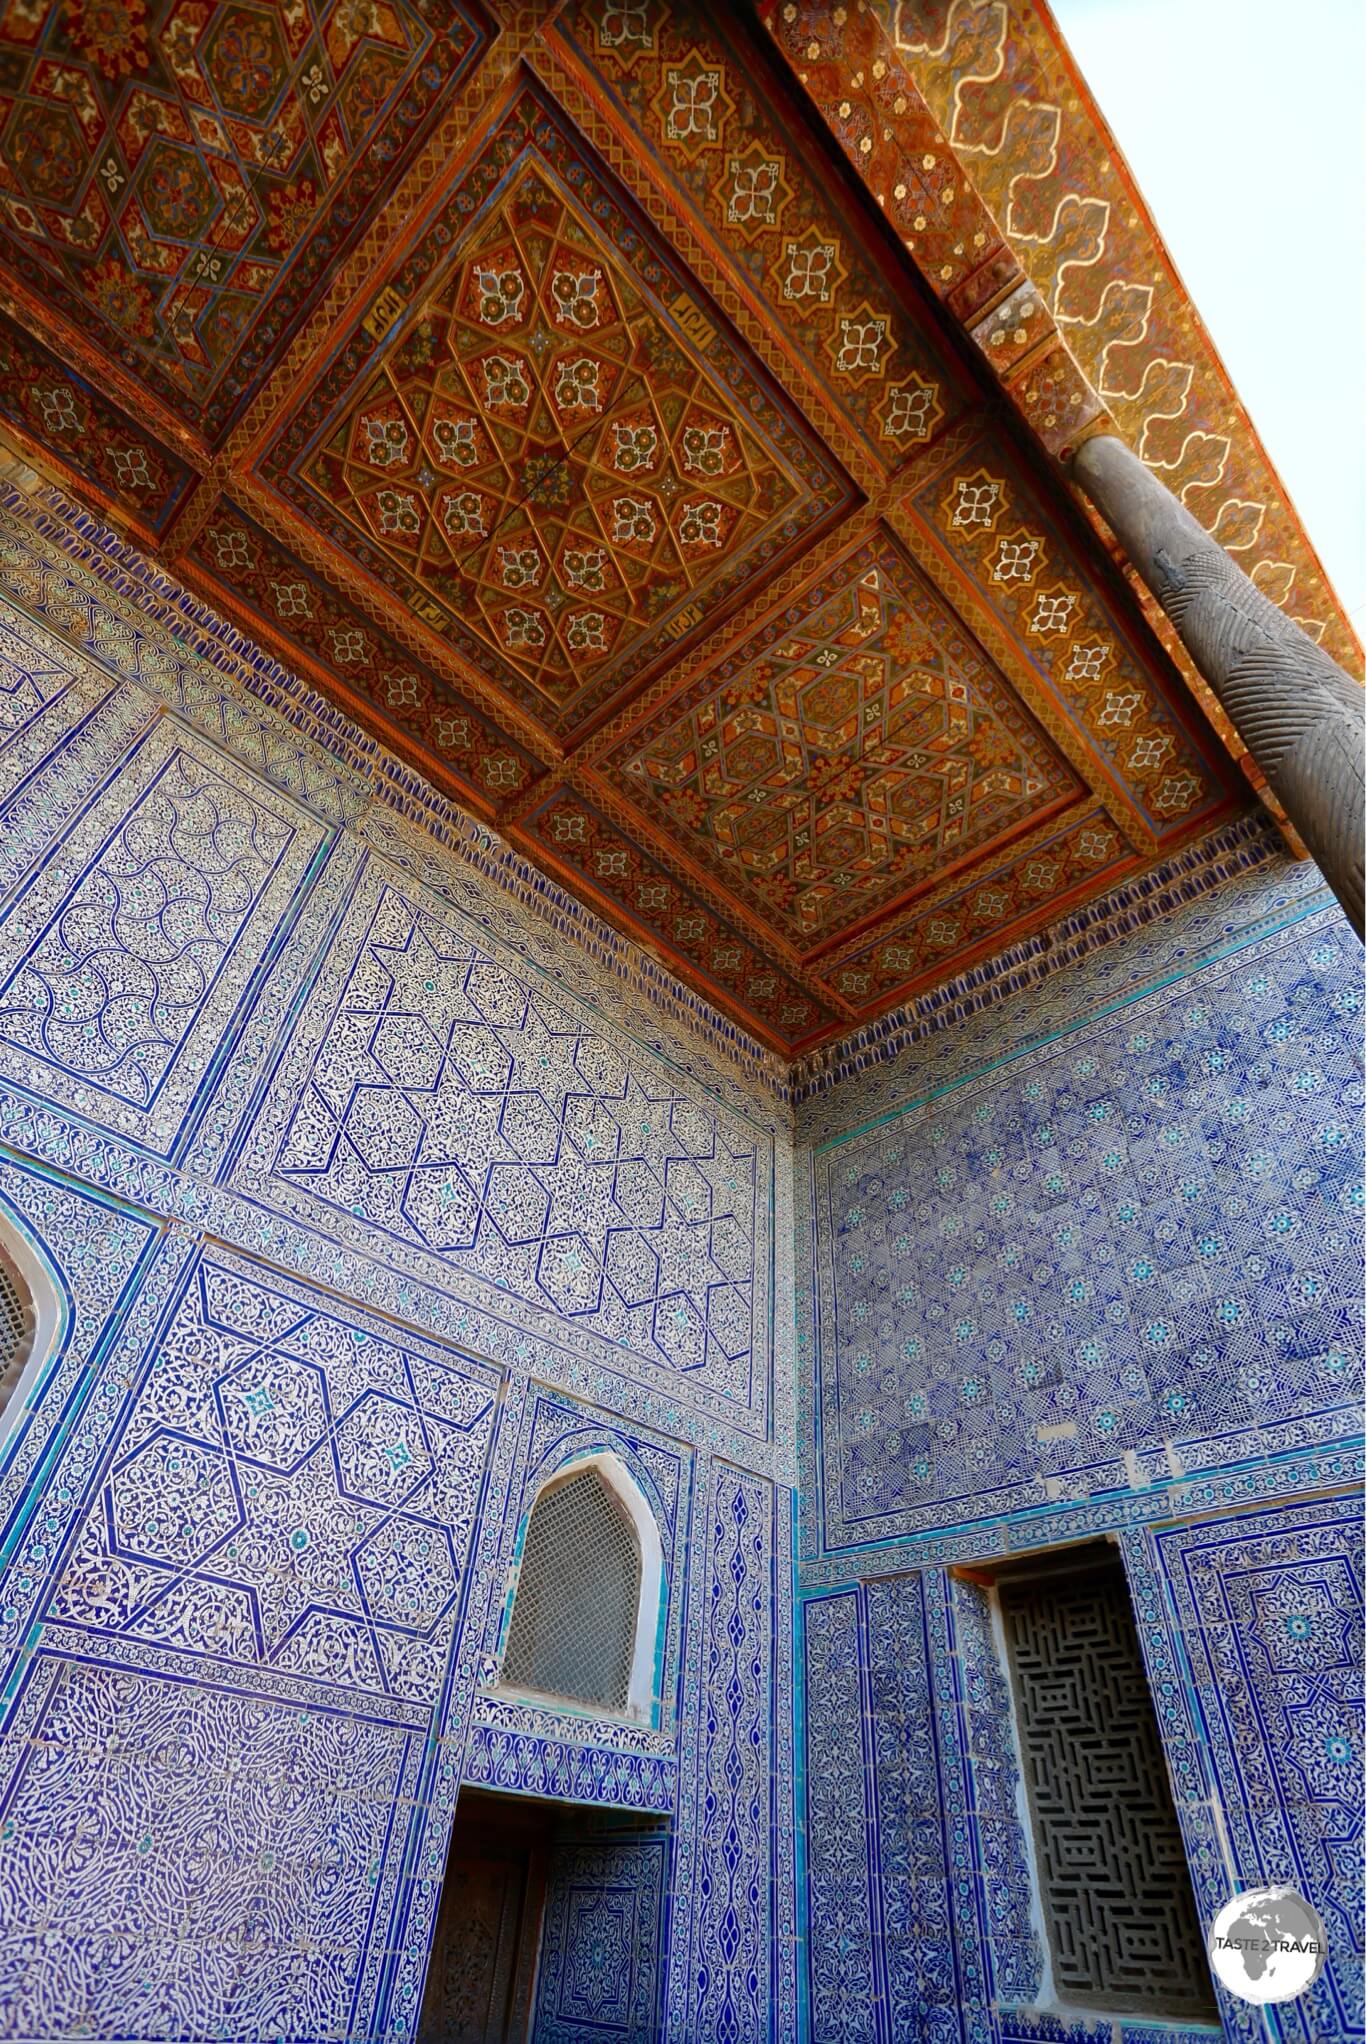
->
997;1547;1216;2018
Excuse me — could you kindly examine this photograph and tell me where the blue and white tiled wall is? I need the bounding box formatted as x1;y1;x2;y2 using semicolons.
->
0;472;796;2043
0;464;1358;2044
795;847;1364;2044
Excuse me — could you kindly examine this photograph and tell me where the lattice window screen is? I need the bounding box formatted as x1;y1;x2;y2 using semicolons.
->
999;1554;1216;2017
502;1467;642;1714
0;1243;34;1422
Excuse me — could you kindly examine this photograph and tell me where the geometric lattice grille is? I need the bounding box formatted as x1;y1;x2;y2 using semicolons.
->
501;1468;641;1715
1000;1555;1217;2017
0;1243;34;1420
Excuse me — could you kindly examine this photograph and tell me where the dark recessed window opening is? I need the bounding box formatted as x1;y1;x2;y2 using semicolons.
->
996;1545;1217;2020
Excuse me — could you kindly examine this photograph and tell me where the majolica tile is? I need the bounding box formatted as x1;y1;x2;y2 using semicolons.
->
0;465;1356;2044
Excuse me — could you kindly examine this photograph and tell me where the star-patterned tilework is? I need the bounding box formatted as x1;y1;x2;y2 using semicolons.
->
234;867;769;1422
51;1251;499;1702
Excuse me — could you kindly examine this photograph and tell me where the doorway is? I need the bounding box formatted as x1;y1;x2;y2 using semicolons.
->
417;1789;554;2043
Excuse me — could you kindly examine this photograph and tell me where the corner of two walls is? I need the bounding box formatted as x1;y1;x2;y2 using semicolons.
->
0;478;800;2043
0;465;1360;2044
793;841;1364;2044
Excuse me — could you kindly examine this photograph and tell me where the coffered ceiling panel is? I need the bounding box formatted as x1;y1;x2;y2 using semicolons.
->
0;0;489;441
253;87;853;740
595;528;1080;952
189;497;543;807
521;784;842;1042
0;0;1310;1057
0;312;195;532
898;431;1227;844
549;0;963;480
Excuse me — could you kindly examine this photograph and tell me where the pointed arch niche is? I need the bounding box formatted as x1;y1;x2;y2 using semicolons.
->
0;1204;63;1460
496;1451;665;1726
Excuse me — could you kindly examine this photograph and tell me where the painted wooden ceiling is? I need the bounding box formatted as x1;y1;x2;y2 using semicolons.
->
0;0;1347;1055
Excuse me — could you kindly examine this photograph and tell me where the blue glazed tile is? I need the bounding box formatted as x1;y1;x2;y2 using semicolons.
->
0;471;1360;2044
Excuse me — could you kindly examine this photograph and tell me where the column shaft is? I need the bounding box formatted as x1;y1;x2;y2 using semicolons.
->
1070;434;1364;937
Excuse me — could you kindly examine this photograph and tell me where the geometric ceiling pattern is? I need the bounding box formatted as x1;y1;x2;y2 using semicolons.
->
304;147;812;723
0;0;487;438
597;532;1079;950
260;96;851;737
0;0;1352;1056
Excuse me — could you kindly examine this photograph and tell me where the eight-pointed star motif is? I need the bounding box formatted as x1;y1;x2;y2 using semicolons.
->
226;1444;383;1652
369;921;480;1042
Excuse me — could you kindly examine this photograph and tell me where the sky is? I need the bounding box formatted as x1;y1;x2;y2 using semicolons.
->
1053;0;1366;634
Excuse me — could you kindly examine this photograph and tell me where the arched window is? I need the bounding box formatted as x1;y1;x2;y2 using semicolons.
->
0;1214;62;1459
499;1453;663;1723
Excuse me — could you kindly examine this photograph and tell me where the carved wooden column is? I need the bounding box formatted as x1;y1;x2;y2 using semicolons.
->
1070;434;1365;937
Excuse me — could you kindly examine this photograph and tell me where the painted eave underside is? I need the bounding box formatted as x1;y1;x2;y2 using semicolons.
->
0;0;1354;1064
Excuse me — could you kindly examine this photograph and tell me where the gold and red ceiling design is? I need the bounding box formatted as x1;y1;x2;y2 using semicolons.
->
255;90;852;739
1;0;1345;1056
191;499;543;807
0;0;488;440
0;313;195;532
595;532;1078;950
551;0;953;477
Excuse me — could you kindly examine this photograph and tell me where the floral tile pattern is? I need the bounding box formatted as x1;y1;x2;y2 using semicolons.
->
463;1693;677;1814
809;914;1363;1550
675;1464;785;2044
800;1572;991;2044
533;1831;668;2041
1125;1496;1365;2044
0;1658;418;2042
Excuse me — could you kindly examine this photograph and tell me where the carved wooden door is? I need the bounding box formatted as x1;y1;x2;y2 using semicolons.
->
417;1796;548;2043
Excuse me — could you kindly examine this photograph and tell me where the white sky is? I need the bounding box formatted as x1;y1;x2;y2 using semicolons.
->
1053;0;1366;632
